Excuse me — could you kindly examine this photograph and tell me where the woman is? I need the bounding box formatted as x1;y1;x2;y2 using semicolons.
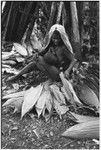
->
7;24;77;82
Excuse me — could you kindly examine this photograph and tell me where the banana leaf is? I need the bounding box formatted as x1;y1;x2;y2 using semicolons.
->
62;119;99;139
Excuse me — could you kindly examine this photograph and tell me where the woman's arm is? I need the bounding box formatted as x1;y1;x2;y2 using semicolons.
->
64;47;77;78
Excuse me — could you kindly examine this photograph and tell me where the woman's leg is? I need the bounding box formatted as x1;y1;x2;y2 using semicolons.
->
7;61;37;82
37;56;60;81
7;55;60;82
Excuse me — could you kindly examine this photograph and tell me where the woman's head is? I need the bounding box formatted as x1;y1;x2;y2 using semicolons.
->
43;24;73;54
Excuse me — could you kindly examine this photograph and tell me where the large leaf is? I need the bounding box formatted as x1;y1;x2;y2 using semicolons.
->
36;90;49;118
13;43;28;56
62;119;99;139
27;44;33;56
53;97;69;117
61;86;70;101
50;84;69;116
83;79;99;99
3;91;25;100
42;104;46;117
16;57;25;62
21;85;43;118
69;112;99;123
2;60;16;65
45;91;53;113
2;67;19;75
2;64;11;68
2;51;14;60
30;34;42;51
50;84;66;104
85;76;99;91
78;84;99;109
3;97;24;113
59;72;82;105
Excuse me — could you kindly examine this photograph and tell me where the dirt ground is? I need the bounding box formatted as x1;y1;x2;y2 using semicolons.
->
1;104;99;149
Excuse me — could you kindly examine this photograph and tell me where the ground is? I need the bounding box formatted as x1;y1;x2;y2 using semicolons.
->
1;102;99;149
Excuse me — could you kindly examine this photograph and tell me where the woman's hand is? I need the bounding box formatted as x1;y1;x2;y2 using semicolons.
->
33;52;39;61
64;69;70;79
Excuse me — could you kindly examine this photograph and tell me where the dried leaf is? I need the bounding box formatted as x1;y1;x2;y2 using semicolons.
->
62;119;99;139
21;85;43;118
13;43;28;56
11;126;18;131
83;79;99;99
12;84;19;90
53;97;69;117
2;51;14;60
33;129;40;139
50;84;66;104
27;45;33;56
78;84;99;109
36;90;50;118
42;104;46;117
30;34;42;51
65;80;82;104
61;86;70;101
70;112;99;123
7;88;20;95
2;64;11;68
92;139;99;145
45;91;53;113
59;72;82;105
50;85;69;116
2;68;19;75
2;60;16;65
3;97;24;113
3;91;25;100
36;107;43;118
16;57;25;62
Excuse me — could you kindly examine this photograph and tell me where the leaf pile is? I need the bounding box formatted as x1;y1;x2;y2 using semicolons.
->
72;62;99;112
2;63;99;118
2;81;70;119
2;42;32;75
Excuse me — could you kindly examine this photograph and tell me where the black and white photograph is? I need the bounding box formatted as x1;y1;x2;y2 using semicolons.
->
1;1;99;149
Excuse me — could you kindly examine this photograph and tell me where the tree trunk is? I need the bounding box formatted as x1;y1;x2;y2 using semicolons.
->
70;2;81;61
16;2;33;42
64;2;72;41
81;2;91;60
46;2;57;32
1;2;10;26
76;2;83;37
70;2;80;43
2;2;23;42
43;2;57;46
25;2;38;43
2;2;13;41
56;2;64;24
62;3;67;27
